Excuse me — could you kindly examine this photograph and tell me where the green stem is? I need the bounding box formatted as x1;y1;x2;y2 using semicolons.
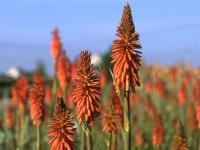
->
197;129;200;150
16;111;20;149
36;125;41;150
19;111;24;150
86;126;93;150
50;75;58;116
124;91;131;150
110;132;117;150
62;87;67;100
81;128;86;150
156;146;161;150
11;127;17;149
52;75;58;101
108;132;112;150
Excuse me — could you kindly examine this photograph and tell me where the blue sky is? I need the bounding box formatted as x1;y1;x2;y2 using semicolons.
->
0;0;199;74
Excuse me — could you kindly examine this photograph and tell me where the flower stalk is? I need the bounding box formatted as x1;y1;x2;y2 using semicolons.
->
19;111;24;150
86;126;93;150
123;90;131;150
36;125;41;150
111;3;142;149
110;132;117;150
81;129;86;150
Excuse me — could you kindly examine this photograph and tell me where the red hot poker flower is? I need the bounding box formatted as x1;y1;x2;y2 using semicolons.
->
152;114;165;148
56;51;71;91
11;76;29;112
111;3;142;91
48;96;76;150
51;28;62;61
29;84;45;126
72;50;101;125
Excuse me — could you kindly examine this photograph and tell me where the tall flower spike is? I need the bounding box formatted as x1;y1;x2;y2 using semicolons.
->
169;67;178;83
134;127;144;148
100;67;108;89
70;60;78;80
196;101;200;129
111;87;123;124
102;108;120;134
11;76;29;112
111;3;142;91
45;85;52;104
5;105;15;128
48;96;76;150
30;72;45;126
51;28;62;61
187;104;198;129
154;76;165;98
171;121;189;150
143;95;156;118
152;114;165;148
192;79;200;102
29;84;45;126
56;51;71;91
178;83;187;105
72;50;101;124
33;72;44;86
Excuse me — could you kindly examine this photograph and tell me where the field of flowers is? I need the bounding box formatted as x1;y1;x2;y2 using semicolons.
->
0;3;199;150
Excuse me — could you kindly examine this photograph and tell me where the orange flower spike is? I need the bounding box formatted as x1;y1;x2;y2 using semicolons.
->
33;72;44;86
130;92;140;110
169;67;178;83
11;76;29;112
18;76;29;101
29;84;45;126
111;3;142;91
143;95;156;118
56;51;71;91
178;83;187;105
29;71;45;126
48;96;76;150
196;101;200;129
100;67;108;89
134;128;144;148
187;104;198;129
51;28;62;61
45;86;52;104
19;76;29;96
111;87;123;124
102;108;120;134
145;81;153;95
72;50;101;125
183;72;191;87
5;105;15;128
56;86;63;97
70;60;78;80
171;121;189;150
192;79;200;102
11;85;20;107
152;114;165;148
154;76;165;98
